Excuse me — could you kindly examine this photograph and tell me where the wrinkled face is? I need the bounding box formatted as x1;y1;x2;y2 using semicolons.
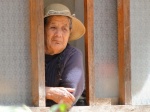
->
44;16;71;55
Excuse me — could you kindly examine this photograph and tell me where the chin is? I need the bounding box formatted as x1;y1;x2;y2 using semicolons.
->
55;48;65;54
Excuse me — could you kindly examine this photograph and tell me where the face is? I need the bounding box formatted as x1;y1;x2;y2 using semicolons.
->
44;16;71;55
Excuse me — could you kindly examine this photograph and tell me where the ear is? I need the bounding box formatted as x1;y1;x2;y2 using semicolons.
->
68;30;72;40
44;28;48;49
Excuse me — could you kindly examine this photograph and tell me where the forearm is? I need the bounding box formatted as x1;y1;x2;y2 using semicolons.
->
45;87;75;107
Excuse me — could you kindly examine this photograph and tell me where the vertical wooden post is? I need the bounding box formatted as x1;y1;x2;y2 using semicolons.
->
84;0;94;105
118;0;131;105
30;0;45;106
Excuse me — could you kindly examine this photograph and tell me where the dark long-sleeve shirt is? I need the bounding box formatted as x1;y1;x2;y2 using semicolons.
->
45;44;85;106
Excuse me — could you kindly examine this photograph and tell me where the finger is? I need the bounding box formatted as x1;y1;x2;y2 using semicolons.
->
67;93;75;102
63;91;75;104
60;91;75;103
65;88;75;93
51;88;75;104
60;97;73;107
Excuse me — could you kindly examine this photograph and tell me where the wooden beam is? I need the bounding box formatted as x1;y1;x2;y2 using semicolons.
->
84;0;94;105
30;105;150;112
70;105;150;112
117;0;131;104
30;0;45;106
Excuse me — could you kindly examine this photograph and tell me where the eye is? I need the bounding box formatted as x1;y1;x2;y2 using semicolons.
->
63;28;67;31
50;26;56;29
62;27;69;32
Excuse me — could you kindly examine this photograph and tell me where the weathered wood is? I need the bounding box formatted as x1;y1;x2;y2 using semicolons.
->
84;0;94;105
117;0;131;104
30;0;45;106
2;105;150;112
93;98;111;105
70;105;150;112
29;105;150;112
30;107;50;112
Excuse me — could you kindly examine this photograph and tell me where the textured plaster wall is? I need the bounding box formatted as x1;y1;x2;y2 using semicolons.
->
131;0;150;105
0;0;32;105
94;0;119;99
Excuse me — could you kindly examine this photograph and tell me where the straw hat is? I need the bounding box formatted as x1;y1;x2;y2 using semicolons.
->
44;3;85;41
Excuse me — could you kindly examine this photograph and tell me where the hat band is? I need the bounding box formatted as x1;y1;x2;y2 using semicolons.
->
45;10;71;17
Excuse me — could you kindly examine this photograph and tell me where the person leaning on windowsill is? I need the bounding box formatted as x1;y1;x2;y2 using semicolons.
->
44;3;85;108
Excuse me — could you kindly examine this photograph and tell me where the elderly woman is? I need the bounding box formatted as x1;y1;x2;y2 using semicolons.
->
44;4;85;107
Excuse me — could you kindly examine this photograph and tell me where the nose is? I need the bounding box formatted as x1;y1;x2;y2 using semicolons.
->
55;29;62;37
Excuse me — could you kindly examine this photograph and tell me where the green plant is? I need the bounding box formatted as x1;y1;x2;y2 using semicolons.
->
50;103;68;112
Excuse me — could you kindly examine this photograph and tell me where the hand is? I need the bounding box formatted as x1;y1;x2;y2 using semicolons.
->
46;87;75;107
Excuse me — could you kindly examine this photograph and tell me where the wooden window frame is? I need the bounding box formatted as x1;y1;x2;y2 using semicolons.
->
29;0;133;110
85;0;131;105
30;0;45;107
29;0;118;107
118;0;131;105
84;0;94;106
85;0;114;106
29;0;97;107
29;0;150;111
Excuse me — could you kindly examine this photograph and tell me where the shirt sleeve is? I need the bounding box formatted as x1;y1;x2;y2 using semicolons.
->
59;48;85;104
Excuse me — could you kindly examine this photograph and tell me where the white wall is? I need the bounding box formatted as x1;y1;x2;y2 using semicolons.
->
94;0;119;100
131;0;150;105
0;0;32;105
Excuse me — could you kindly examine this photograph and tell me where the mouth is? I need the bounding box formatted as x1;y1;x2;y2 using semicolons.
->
52;40;61;44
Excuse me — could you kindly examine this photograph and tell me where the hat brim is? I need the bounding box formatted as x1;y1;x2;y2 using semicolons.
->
69;16;85;41
44;14;85;41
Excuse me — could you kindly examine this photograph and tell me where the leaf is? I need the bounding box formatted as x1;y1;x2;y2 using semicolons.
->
50;103;68;112
59;104;67;112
